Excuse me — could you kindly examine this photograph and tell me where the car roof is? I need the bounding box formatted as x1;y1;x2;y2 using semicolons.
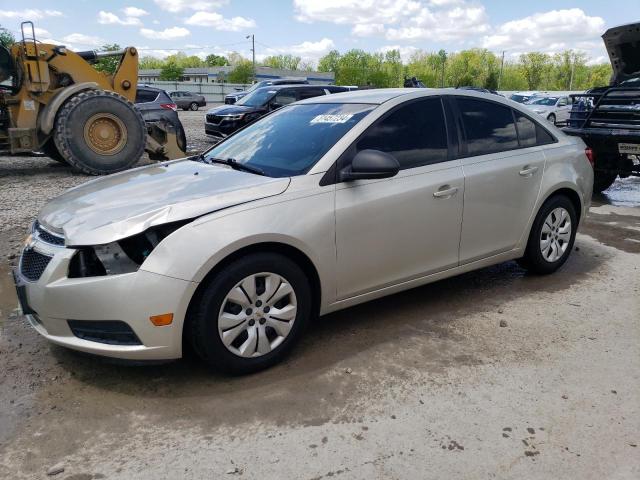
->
138;85;163;92
297;88;427;105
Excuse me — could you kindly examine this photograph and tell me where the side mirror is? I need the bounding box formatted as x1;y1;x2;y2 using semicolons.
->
269;102;283;111
340;149;400;182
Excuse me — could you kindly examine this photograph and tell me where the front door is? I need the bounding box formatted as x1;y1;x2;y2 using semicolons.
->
335;97;464;299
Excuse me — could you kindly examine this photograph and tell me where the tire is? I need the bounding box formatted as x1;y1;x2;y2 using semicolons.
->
39;138;67;164
53;90;146;175
518;194;577;274
547;113;556;124
189;253;312;374
189;102;199;111
593;172;617;192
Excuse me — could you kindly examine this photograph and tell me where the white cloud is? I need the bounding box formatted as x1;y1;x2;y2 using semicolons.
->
122;7;149;17
294;0;489;43
482;8;606;56
62;33;104;47
386;4;489;41
139;27;191;40
185;12;255;31
98;11;142;26
34;27;50;37
153;0;227;13
257;38;335;64
0;9;62;20
352;23;385;37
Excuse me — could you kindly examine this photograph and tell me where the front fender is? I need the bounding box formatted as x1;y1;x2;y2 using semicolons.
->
38;82;99;135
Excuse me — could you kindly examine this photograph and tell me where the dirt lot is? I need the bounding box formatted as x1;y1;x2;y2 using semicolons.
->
1;109;639;479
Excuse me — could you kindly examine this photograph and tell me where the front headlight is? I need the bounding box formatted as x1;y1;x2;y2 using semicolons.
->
68;220;190;278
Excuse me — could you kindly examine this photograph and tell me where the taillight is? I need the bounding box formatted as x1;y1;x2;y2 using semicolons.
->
160;103;178;111
585;147;595;168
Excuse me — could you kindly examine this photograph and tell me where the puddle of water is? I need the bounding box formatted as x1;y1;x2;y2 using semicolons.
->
596;177;640;208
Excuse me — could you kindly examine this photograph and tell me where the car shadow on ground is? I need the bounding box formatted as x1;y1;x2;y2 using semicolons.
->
43;242;605;424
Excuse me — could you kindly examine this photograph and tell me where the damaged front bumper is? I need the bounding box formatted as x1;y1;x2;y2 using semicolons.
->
13;235;198;360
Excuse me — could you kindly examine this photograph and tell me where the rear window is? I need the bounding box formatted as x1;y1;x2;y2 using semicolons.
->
135;89;159;104
457;97;519;156
515;112;556;147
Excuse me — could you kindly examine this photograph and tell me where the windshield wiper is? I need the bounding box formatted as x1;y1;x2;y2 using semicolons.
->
207;157;266;176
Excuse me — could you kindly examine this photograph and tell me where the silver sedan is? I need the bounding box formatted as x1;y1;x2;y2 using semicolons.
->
15;88;593;374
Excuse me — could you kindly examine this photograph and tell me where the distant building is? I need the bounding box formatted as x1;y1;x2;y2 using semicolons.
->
138;66;335;85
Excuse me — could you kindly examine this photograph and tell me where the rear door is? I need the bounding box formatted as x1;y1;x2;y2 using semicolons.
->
335;97;464;299
556;97;571;122
453;97;554;263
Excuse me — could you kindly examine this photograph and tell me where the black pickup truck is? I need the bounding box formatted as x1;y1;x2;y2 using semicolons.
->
563;23;640;192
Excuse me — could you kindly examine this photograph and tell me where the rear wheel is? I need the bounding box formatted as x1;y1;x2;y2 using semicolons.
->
53;90;145;175
518;195;577;274
189;102;199;111
189;253;312;374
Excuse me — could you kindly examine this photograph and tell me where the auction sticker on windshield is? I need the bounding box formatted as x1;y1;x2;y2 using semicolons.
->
310;114;354;124
619;143;640;155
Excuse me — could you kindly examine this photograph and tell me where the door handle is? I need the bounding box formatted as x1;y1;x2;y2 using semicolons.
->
519;165;539;177
433;185;459;198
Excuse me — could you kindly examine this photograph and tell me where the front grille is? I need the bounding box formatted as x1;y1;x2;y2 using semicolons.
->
20;248;53;281
34;221;65;246
68;320;142;345
569;88;640;130
206;114;223;124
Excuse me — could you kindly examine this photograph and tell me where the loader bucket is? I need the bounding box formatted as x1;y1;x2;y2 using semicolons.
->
144;119;187;161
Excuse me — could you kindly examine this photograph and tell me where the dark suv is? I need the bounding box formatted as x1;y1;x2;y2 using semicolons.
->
206;84;348;140
135;86;187;156
224;79;309;104
563;22;640;192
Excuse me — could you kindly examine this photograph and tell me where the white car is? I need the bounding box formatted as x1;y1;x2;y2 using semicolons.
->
14;89;593;374
525;96;573;124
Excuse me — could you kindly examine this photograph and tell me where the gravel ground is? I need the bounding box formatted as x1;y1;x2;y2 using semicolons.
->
0;111;639;479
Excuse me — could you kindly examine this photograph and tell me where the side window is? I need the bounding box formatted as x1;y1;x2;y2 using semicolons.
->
514;111;556;147
355;97;449;170
457;98;519;156
558;97;568;106
273;90;297;106
135;89;159;104
298;88;325;100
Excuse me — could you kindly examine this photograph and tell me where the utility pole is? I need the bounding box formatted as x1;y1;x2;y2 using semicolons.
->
569;55;575;90
246;34;255;83
498;50;505;90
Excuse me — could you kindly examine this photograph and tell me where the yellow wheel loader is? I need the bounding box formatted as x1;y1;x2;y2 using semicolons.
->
0;22;186;175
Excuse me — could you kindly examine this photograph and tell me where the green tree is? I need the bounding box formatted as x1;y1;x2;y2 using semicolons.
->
299;60;315;72
585;63;613;88
159;62;184;81
0;26;15;48
317;50;341;74
93;44;122;74
520;52;551;90
205;54;228;66
139;56;165;69
228;60;253;83
263;54;301;70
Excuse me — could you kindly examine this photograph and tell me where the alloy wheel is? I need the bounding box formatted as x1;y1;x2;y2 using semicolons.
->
217;272;298;358
540;207;571;262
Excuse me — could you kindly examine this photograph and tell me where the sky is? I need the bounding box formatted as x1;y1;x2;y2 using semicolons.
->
1;1;638;66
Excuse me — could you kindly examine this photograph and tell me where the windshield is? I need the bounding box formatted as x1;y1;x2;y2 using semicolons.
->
236;88;276;107
529;97;558;106
203;103;375;177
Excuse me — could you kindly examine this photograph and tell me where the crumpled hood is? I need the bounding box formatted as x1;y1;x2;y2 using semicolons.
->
38;159;290;246
602;22;640;85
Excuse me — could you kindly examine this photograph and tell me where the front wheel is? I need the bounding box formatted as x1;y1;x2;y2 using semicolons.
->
518;195;577;274
189;102;199;111
547;113;556;125
189;253;312;374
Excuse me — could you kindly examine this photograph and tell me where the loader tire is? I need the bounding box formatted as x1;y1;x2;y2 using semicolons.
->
53;90;146;175
40;138;67;164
